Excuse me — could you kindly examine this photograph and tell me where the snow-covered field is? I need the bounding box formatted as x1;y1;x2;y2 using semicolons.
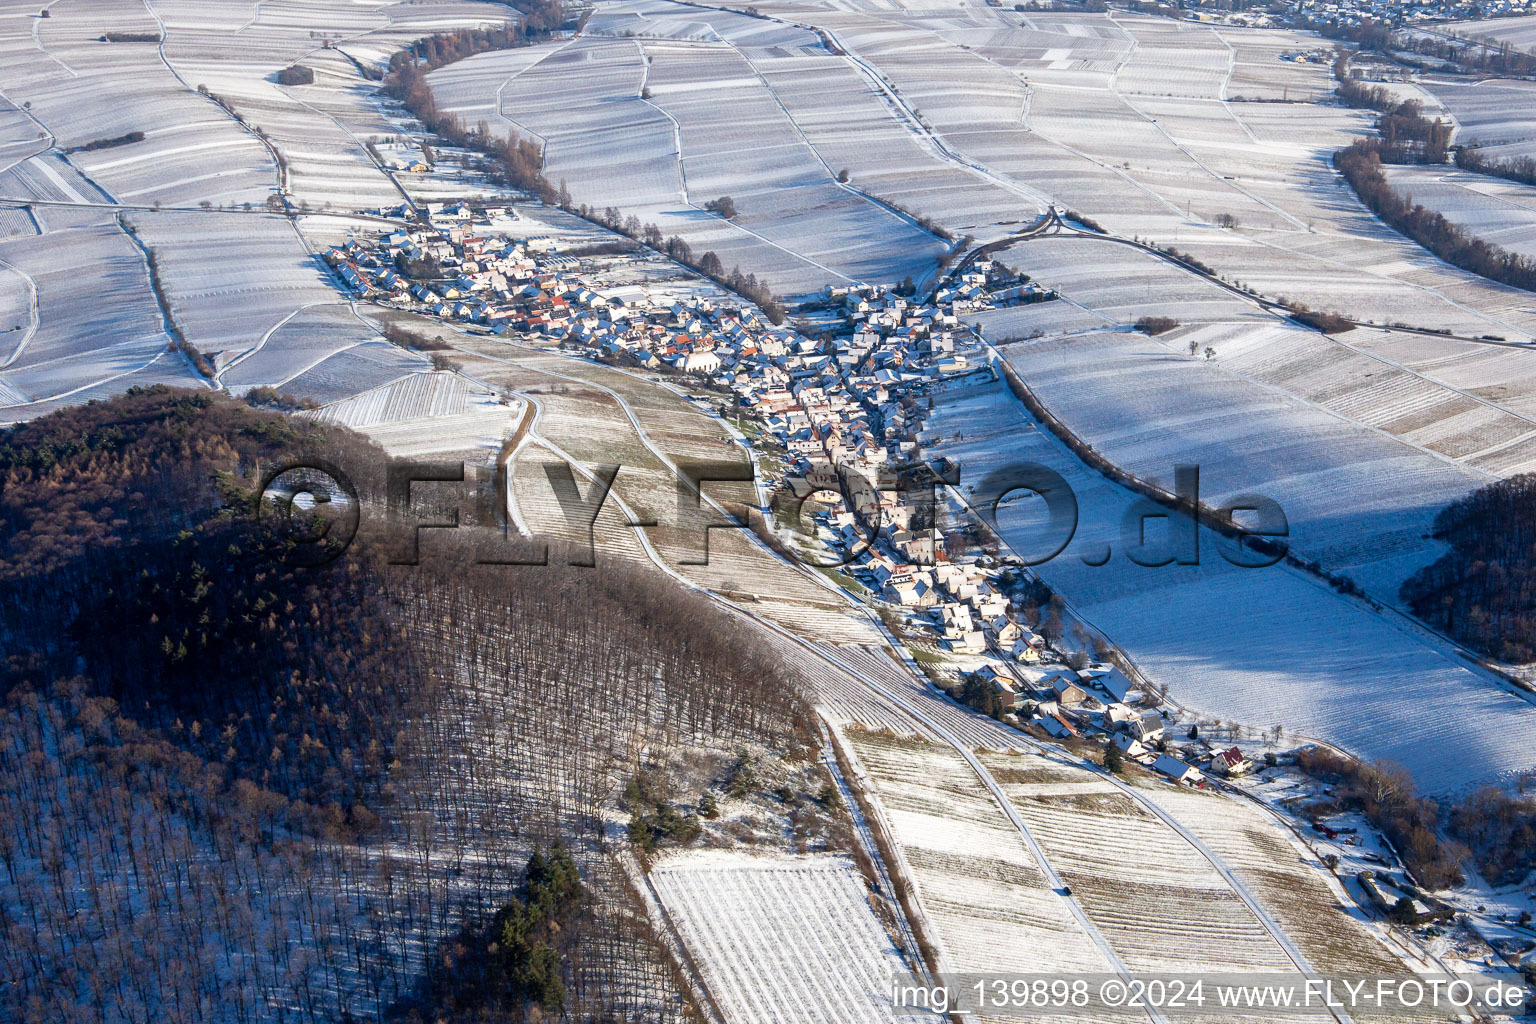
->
923;375;1536;793
8;0;1536;416
1425;77;1536;165
991;237;1260;325
1443;14;1536;54
842;730;1129;986
1383;164;1536;261
0;0;503;419
695;0;1536;340
976;746;1404;983
1190;320;1536;475
649;851;931;1024
304;368;521;458
430;17;949;297
997;326;1519;590
451;339;882;641
1147;785;1409;976
0;216;203;418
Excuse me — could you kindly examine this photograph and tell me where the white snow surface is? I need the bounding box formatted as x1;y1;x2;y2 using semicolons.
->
649;850;932;1024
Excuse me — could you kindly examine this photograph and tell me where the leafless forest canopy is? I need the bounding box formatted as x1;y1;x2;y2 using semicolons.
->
0;387;814;1024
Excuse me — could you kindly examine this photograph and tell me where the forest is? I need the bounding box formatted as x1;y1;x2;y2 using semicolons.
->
1448;785;1536;888
0;387;822;1023
1400;473;1536;663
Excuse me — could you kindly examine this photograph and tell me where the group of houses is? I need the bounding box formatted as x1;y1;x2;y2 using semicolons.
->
331;202;1243;790
1266;0;1532;25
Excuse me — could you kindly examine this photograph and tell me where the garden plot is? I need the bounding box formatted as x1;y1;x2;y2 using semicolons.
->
649;851;932;1024
1382;165;1536;260
426;42;569;144
841;729;1134;994
751;593;886;645
326;404;516;460
0;262;32;364
922;376;1536;794
6;0;497;214
217;82;400;212
506;449;651;552
0;89;44;169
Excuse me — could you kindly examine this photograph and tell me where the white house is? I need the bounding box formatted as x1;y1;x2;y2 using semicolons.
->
1210;747;1254;777
1126;710;1164;743
948;630;986;654
1153;754;1201;785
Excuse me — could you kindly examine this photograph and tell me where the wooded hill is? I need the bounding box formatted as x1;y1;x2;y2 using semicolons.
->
1401;473;1536;664
0;386;819;1024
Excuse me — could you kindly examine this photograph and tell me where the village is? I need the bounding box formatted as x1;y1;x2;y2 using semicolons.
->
324;199;1265;793
1180;0;1535;28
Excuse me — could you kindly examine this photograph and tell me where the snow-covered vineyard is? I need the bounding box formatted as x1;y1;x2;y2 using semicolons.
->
5;0;1536;1020
650;852;933;1024
0;0;501;419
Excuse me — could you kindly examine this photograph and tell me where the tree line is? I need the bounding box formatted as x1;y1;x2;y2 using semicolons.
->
1334;142;1536;293
1332;55;1451;164
1455;147;1536;189
1307;17;1536;78
1294;747;1464;890
1448;785;1536;888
